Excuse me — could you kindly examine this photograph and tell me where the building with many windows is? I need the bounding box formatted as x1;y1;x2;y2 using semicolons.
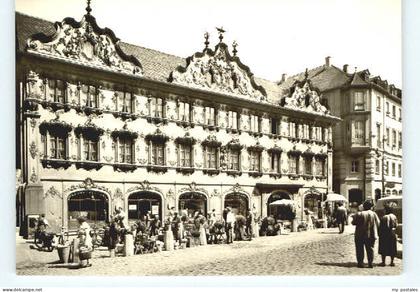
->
279;58;402;207
15;7;340;231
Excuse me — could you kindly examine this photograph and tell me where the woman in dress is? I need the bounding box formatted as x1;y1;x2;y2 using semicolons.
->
77;216;93;267
378;203;398;266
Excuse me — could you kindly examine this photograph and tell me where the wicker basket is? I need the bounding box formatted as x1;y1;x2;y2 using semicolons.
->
79;247;92;260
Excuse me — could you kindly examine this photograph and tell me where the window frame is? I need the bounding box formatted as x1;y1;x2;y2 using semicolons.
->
83;139;99;162
249;151;261;172
178;143;192;168
81;84;98;108
48;79;66;104
49;135;66;159
351;160;359;173
354;91;365;111
271;152;281;173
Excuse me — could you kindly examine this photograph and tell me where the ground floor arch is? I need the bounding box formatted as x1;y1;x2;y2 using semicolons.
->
67;190;109;229
224;192;249;216
178;192;208;217
267;191;294;220
303;192;322;219
127;191;163;222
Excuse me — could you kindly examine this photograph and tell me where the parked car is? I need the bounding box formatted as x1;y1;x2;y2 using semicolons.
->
375;195;403;242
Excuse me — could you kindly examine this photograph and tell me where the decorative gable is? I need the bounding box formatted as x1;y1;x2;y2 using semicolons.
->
169;30;266;102
281;71;330;115
26;14;142;76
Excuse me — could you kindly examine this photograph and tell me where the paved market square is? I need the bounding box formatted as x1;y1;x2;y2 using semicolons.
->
16;226;402;276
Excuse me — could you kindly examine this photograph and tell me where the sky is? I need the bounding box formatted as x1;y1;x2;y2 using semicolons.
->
15;0;401;87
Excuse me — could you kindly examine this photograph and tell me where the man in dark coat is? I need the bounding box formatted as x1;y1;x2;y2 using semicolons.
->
335;202;348;234
351;200;380;268
245;209;254;239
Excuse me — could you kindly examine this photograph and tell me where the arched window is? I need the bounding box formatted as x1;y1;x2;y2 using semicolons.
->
224;193;248;216
127;192;162;221
68;191;109;229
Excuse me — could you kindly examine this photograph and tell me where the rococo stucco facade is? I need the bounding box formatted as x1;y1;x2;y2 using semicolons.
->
16;10;341;232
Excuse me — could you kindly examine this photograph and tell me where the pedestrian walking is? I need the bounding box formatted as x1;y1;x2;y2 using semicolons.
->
335;202;348;234
245;209;254;239
378;203;398;267
351;200;380;268
225;207;235;244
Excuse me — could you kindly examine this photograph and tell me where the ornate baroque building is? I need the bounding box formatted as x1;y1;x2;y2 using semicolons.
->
279;58;402;206
16;7;340;231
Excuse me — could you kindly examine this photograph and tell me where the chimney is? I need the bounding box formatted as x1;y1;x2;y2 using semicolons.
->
281;73;287;83
325;56;331;67
343;64;349;73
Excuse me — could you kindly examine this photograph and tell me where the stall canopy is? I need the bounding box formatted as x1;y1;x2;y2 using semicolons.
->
269;199;295;206
324;193;348;202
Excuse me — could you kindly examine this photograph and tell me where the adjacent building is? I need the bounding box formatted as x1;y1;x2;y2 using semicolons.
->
15;7;340;232
279;57;402;207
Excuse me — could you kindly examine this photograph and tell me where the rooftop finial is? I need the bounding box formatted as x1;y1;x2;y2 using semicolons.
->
216;27;226;43
304;68;309;80
86;0;92;15
204;32;210;49
232;40;238;56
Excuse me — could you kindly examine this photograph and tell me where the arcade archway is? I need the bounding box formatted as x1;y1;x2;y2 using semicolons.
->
127;191;163;222
68;190;109;229
224;192;249;216
178;192;208;217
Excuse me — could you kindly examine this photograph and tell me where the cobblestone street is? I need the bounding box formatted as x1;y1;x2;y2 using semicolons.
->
16;226;402;276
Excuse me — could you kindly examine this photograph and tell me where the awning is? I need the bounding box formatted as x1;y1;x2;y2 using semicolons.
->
269;199;295;206
324;193;348;202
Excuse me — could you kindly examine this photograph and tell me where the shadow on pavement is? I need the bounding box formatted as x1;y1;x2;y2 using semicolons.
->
319;230;341;234
315;262;359;268
48;263;80;269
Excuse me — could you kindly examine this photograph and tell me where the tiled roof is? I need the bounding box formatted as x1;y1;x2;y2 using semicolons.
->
16;12;283;102
280;64;401;100
279;65;350;93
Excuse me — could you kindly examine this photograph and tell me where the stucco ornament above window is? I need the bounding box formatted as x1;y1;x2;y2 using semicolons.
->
169;28;267;102
26;12;142;76
281;70;330;115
